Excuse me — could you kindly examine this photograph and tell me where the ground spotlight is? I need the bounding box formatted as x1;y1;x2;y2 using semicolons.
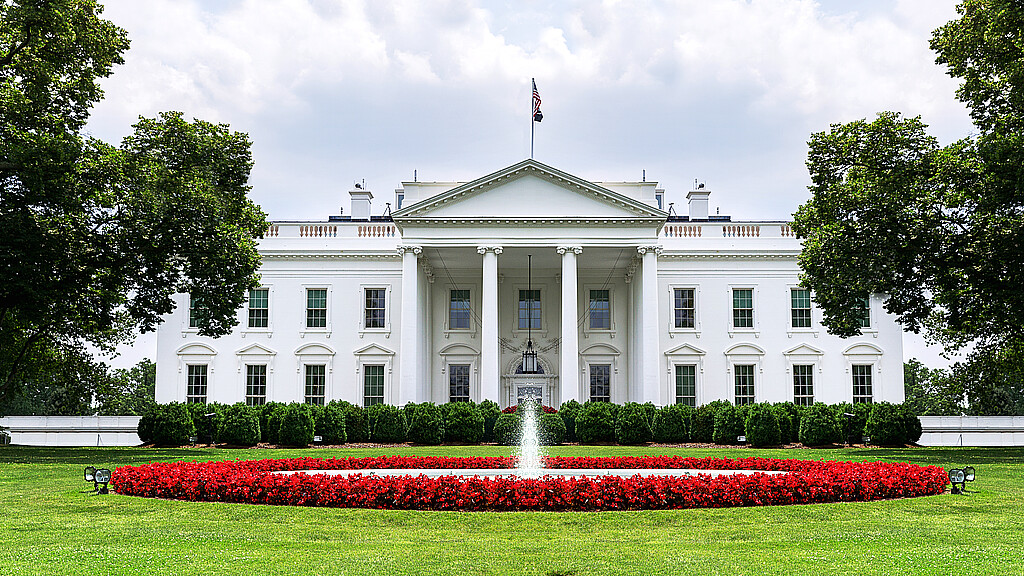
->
83;465;111;493
948;466;977;495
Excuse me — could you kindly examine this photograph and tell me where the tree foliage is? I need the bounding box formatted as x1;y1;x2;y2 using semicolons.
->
0;1;267;401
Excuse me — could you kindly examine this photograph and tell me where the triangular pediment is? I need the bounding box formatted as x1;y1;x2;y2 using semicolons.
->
783;344;824;356
353;343;395;356
664;343;706;356
392;159;667;223
235;343;277;356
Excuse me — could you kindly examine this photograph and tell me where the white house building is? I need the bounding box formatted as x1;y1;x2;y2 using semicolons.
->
154;159;904;409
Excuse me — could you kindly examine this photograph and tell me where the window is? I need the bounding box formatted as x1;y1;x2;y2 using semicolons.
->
791;289;811;328
518;289;540;330
857;297;871;328
449;364;471;402
675;365;696;407
449;289;471;330
588;290;610;329
248;288;269;328
188;295;201;329
245;364;267;406
304;364;326;405
732;289;753;328
363;364;385;406
364;288;386;329
793;364;814;406
589;364;611;402
306;288;327;328
186;364;208;404
852;364;873;403
673;288;695;329
734;364;755;405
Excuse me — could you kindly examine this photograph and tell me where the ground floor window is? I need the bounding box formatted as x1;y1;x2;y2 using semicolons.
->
449;364;470;402
186;364;208;404
734;364;755;405
304;364;326;405
793;364;814;406
363;364;384;406
246;364;267;406
675;365;696;406
589;364;611;402
852;364;873;403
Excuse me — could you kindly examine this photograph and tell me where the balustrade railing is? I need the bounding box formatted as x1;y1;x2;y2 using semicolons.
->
262;222;396;239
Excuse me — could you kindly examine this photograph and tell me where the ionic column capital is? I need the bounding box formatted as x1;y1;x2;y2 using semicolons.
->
637;245;663;256
556;245;583;255
397;245;422;256
477;245;503;255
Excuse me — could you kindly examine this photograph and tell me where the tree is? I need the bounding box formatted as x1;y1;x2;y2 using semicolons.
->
903;359;964;416
793;2;1024;408
0;347;107;416
0;1;267;402
94;359;156;416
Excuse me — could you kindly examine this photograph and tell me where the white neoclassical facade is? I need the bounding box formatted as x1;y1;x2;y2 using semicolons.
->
154;159;904;409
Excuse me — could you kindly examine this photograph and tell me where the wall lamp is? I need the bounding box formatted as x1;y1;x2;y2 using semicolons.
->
948;466;976;495
83;466;112;494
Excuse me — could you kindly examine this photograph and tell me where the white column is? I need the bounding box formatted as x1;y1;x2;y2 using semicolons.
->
558;246;582;404
398;245;422;405
639;245;662;405
479;246;502;402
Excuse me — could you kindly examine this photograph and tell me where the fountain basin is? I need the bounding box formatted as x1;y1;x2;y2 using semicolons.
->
276;468;788;479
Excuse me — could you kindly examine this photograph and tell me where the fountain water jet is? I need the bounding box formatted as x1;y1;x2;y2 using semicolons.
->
514;397;544;477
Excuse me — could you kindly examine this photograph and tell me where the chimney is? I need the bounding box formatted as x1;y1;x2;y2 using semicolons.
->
687;186;710;220
349;185;373;220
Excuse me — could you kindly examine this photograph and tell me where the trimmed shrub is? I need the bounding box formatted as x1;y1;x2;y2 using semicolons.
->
442;402;485;444
137;405;157;444
407;402;444;445
558;400;583;442
640;402;657;429
653;405;689;443
493;413;521;446
615;402;654;445
712;404;746;445
771;406;793;444
538;413;566;445
575;402;617;444
319;402;348;444
692;400;731;443
279;403;315;447
799;402;841;446
309;404;327;439
901;404;923;444
865;402;919;446
145;402;196;447
479;400;501;442
833;402;871;445
340;402;369;443
218;403;260;447
370;404;408;443
187;402;224;444
744;403;782;447
258;402;286;444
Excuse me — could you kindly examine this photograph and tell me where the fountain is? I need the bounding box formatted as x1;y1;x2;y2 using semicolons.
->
513;397;544;477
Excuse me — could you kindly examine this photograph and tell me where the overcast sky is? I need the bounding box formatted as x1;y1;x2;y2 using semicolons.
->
85;0;973;369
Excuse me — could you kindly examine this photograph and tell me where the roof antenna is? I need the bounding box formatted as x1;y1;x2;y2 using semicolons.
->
383;202;392;217
668;202;677;217
414;169;417;182
642;169;646;182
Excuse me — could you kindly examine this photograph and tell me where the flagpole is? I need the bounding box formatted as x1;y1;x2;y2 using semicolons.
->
530;77;535;159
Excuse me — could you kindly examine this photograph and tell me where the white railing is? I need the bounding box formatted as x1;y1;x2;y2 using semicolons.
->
0;416;142;447
264;222;398;239
918;416;1024;447
663;223;795;239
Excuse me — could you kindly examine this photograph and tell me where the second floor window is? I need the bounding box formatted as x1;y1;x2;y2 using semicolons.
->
733;289;753;328
674;288;695;329
449;289;471;330
306;289;327;328
518;289;540;330
589;290;610;329
791;288;811;328
364;288;386;329
248;288;269;328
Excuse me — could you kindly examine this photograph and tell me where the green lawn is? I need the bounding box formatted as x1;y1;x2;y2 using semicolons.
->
1;445;1020;576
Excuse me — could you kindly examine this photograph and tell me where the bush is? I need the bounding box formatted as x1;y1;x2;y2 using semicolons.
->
575;402;617;444
770;404;794;444
865;402;920;446
799;402;841;446
218;403;260;447
442;402;484;444
692;400;731;443
341;402;369;443
538;413;566;445
654;404;693;443
558;400;583;442
407;402;444;445
370;404;408;443
187;402;224;444
833;402;871;445
309;404;326;438
279;403;315;447
712;404;746;445
319;402;348;444
615;402;654;445
493;413;521;446
143;402;196;447
479;400;501;442
744;403;782;447
259;402;287;444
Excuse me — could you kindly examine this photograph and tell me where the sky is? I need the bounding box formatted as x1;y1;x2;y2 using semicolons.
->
84;0;974;370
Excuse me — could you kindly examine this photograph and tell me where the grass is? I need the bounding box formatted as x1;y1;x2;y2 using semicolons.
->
1;445;1022;576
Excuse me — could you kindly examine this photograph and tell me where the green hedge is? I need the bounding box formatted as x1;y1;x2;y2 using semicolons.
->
744;403;781;447
799;402;841;446
407;402;444;445
493;413;520;446
712;404;746;445
865;402;922;446
615;402;653;445
279;403;315;447
369;404;408;443
319;402;348;444
558;400;583;443
538;413;566;446
653;404;691;443
442;402;484;444
479;400;501;442
218;403;260;447
575;401;617;444
139;402;195;446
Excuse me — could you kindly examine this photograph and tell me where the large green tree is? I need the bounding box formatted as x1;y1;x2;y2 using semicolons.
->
0;0;267;402
793;1;1023;356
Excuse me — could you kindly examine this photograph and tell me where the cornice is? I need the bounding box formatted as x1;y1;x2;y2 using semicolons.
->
260;250;400;260
395;216;667;227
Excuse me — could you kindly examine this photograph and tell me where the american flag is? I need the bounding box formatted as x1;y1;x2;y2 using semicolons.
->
532;79;543;122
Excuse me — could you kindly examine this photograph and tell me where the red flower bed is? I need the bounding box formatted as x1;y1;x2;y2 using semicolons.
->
502;404;558;414
110;456;948;512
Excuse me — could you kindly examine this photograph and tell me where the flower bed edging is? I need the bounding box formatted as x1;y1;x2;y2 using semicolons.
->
110;456;948;512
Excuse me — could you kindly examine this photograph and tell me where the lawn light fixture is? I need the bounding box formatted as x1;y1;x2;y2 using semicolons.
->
94;468;112;494
313;435;323;444
949;466;977;495
84;466;96;483
964;466;976;483
737;435;746;444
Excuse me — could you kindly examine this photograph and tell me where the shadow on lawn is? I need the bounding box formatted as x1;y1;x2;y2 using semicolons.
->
0;446;217;465
857;446;1024;465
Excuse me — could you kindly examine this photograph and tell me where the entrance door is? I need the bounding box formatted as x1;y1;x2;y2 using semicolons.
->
516;385;543;406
